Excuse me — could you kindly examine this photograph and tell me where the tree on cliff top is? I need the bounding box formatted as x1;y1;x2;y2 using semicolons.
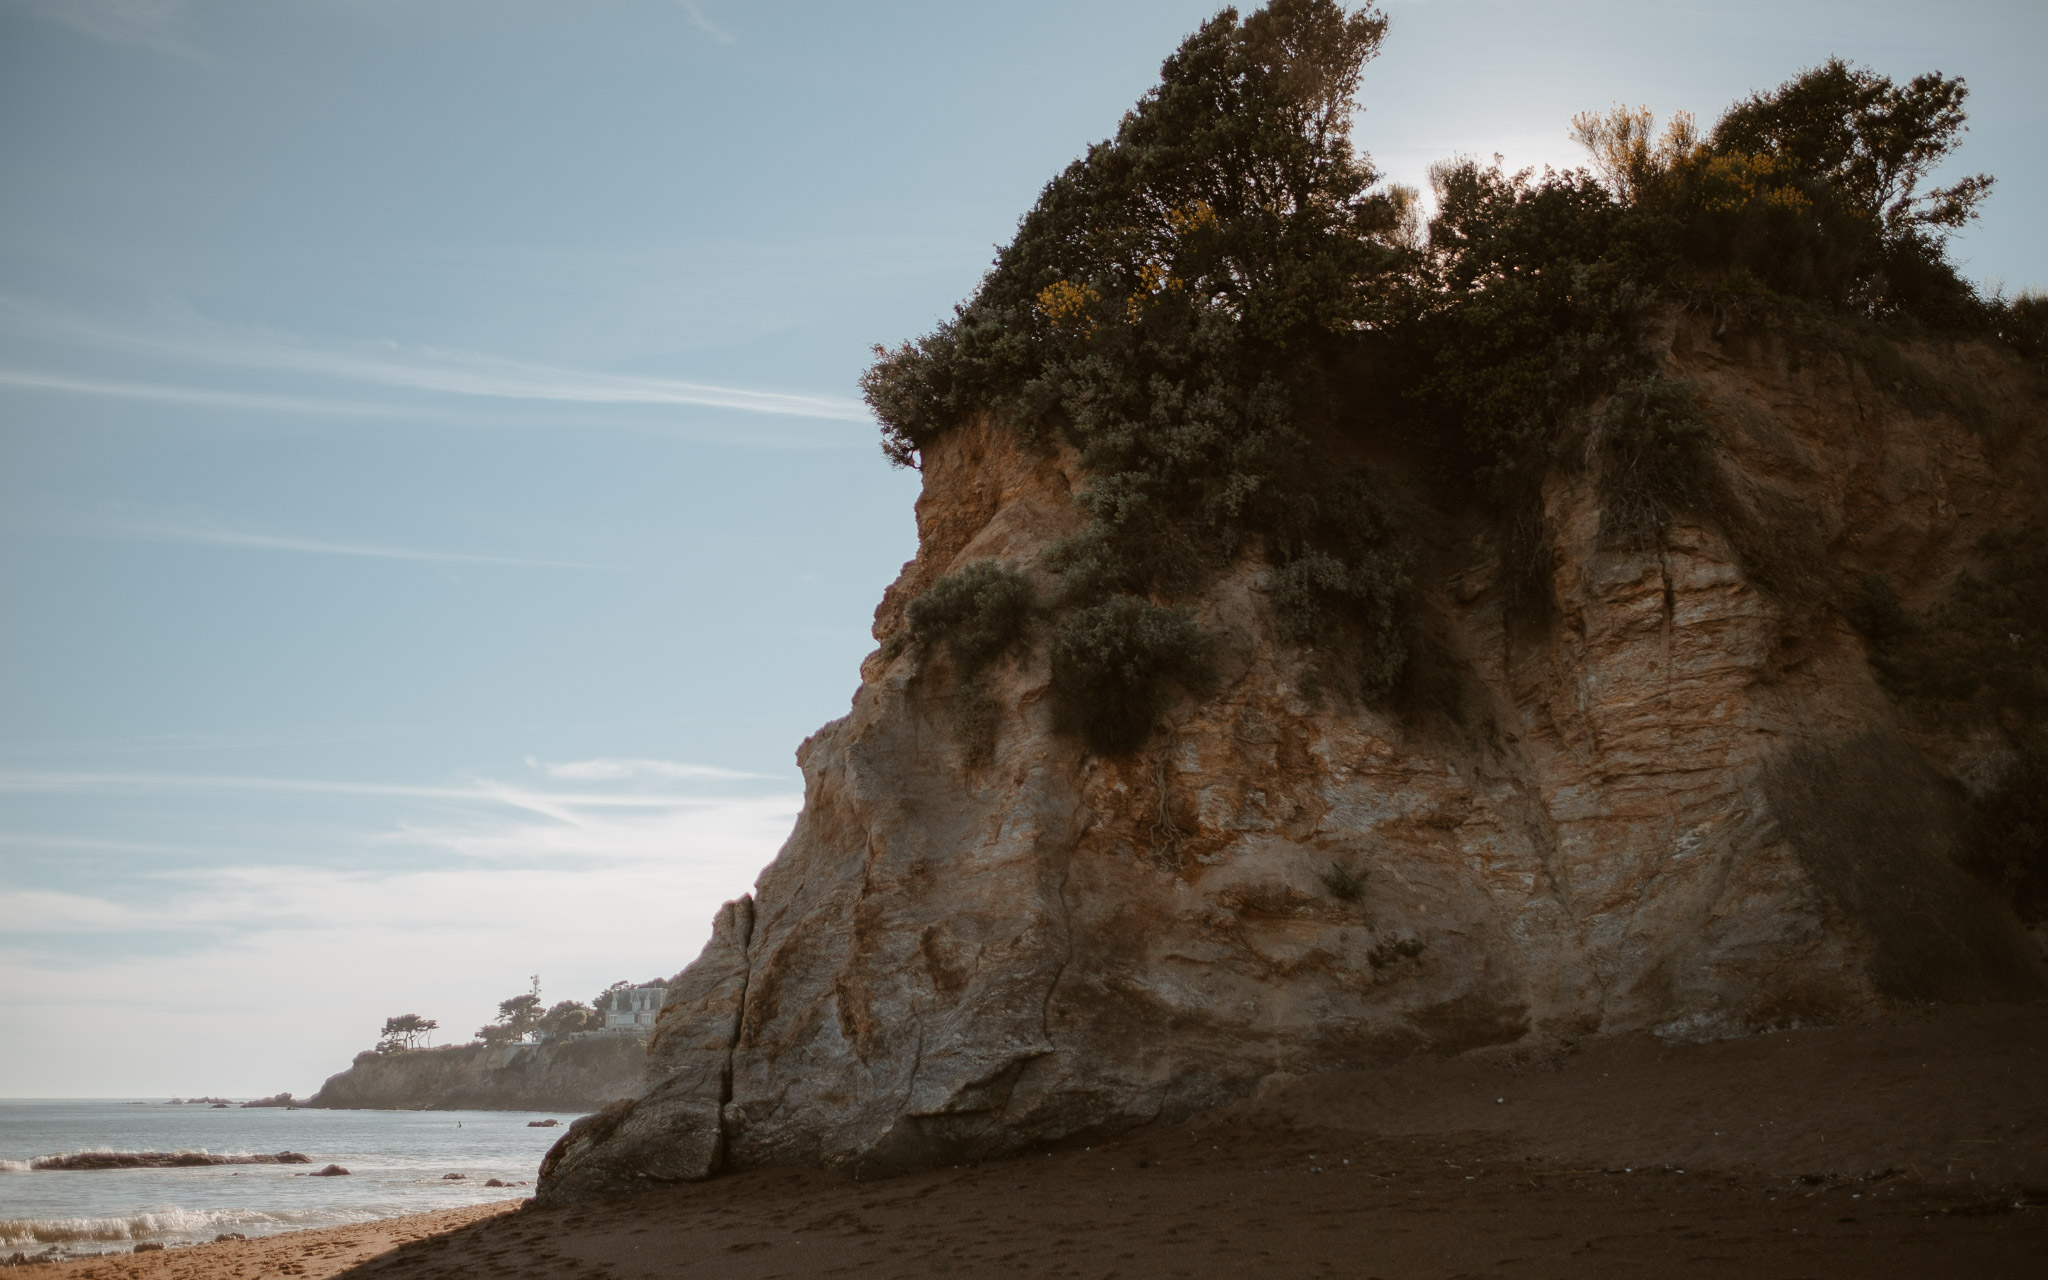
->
475;992;544;1046
858;0;2011;760
375;1014;437;1054
536;999;599;1039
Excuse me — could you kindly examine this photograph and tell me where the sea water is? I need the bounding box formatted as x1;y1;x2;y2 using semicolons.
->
0;1099;583;1258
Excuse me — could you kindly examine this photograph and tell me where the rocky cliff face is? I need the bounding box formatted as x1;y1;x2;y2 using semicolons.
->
307;1037;644;1112
538;312;2045;1203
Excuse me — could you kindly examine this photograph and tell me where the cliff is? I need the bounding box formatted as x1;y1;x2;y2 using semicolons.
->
307;1037;644;1112
535;308;2046;1203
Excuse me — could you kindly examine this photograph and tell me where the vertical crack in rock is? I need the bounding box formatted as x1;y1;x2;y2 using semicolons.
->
534;895;754;1205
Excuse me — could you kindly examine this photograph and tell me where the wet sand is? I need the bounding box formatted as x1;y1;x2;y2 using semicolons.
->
15;1003;2046;1278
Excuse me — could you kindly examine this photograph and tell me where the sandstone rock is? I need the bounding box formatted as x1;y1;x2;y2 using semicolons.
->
308;1164;350;1177
537;313;2046;1205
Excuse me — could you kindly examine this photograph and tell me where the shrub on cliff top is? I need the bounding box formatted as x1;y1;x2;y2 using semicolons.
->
863;1;2010;757
866;1;1416;750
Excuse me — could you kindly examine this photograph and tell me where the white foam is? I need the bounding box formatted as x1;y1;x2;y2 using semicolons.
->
0;1205;355;1249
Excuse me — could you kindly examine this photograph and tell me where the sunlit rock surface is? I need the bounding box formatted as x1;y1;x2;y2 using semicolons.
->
537;313;2044;1203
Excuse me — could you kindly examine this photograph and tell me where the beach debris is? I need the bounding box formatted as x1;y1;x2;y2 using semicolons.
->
29;1150;312;1170
309;1164;352;1177
214;1233;247;1242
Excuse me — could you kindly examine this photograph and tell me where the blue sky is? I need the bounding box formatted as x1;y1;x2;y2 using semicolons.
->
2;0;2041;1097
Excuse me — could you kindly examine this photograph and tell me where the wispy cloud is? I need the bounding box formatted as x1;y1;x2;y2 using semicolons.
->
533;757;765;782
0;769;736;813
0;755;798;1092
0;298;868;423
0;367;422;418
4;0;203;60
56;512;600;570
675;1;735;44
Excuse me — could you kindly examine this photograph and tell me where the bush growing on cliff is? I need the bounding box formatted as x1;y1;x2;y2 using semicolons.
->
906;560;1037;763
1851;527;2048;717
907;560;1035;671
866;1;1417;749
1595;376;1711;548
1050;595;1207;754
863;1;2013;757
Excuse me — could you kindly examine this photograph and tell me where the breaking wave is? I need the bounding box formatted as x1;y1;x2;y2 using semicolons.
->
26;1149;308;1171
0;1206;355;1248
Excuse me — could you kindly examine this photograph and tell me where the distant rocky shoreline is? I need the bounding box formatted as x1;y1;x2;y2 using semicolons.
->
304;1036;642;1112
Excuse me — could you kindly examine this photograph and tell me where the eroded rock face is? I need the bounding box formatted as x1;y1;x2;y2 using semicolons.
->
537;314;2045;1204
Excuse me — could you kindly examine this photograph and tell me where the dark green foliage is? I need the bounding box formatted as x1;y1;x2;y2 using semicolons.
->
866;2;1417;752
1710;59;1990;243
1963;747;2048;919
375;1014;438;1054
1267;469;1413;698
1596;376;1710;547
1410;164;1654;493
1569;58;1994;320
906;561;1036;764
1050;595;1207;754
1854;527;2048;714
907;560;1036;672
862;3;2014;756
536;1000;599;1039
1987;291;2048;366
862;0;1402;469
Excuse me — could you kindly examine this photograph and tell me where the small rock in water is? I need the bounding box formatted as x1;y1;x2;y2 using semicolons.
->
527;1119;558;1127
309;1164;351;1177
442;1172;466;1180
133;1242;165;1253
484;1178;507;1187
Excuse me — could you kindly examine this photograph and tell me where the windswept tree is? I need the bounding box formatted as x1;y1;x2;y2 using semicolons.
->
1566;58;1991;316
862;1;1418;747
375;1014;437;1053
475;992;544;1046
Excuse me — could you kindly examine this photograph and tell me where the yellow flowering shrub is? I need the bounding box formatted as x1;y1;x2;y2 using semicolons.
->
1035;279;1100;328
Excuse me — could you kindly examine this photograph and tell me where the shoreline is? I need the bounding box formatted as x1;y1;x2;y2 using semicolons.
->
10;1002;2046;1278
5;1202;521;1277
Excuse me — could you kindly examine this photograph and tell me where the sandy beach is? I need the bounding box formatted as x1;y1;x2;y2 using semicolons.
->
13;1002;2045;1278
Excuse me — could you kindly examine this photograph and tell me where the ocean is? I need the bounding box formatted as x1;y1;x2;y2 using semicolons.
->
0;1099;584;1259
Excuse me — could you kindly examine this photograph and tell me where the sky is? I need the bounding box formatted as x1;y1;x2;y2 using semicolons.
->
1;0;2041;1098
